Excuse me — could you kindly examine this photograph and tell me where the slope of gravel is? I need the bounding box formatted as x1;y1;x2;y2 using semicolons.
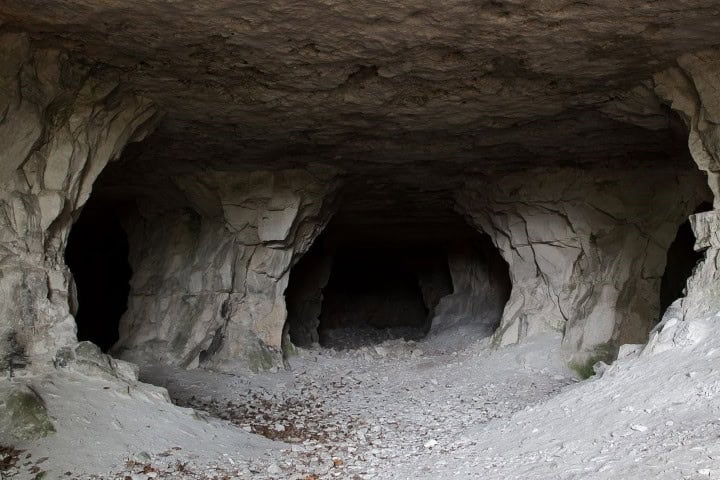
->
389;317;720;479
12;320;720;480
136;334;574;479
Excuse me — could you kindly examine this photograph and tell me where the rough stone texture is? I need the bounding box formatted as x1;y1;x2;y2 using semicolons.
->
0;384;55;442
113;168;340;370
681;211;720;321
285;245;334;347
456;168;710;357
655;50;720;205
429;240;510;338
1;1;719;171
1;5;719;375
654;51;720;325
0;33;158;367
57;341;144;384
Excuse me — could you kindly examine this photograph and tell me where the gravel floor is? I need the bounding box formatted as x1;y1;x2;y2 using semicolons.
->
9;320;720;479
123;333;574;479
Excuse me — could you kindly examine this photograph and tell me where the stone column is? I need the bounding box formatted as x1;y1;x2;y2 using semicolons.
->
114;167;340;371
457;168;707;359
655;49;720;322
0;33;158;369
285;244;335;347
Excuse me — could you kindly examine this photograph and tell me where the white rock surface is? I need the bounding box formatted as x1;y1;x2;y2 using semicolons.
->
114;168;341;371
457;167;709;360
0;33;159;368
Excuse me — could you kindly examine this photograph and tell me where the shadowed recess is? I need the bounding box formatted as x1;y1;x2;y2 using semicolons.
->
659;201;713;316
65;204;132;352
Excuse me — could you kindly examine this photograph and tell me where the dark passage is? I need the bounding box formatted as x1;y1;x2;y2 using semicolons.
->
659;202;712;316
285;235;453;349
284;189;511;350
65;205;132;352
319;245;437;345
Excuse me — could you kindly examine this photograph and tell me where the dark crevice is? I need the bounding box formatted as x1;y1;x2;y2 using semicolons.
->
65;203;132;352
659;201;712;317
318;245;435;344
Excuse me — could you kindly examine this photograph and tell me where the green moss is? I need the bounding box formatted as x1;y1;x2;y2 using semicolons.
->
244;340;281;373
569;343;618;380
248;347;276;373
1;388;55;441
568;359;596;379
283;339;297;358
281;323;297;359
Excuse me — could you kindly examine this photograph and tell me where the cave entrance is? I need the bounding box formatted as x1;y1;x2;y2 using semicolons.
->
284;196;511;350
65;201;132;352
659;202;712;316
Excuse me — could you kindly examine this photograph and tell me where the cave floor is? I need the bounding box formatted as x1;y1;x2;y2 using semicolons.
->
136;334;573;479
7;327;720;479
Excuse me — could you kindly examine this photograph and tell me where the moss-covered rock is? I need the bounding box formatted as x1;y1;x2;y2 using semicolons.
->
569;342;619;379
0;385;55;441
246;340;280;372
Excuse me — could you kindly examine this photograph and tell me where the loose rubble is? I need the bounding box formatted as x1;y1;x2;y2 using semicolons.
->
8;322;720;479
319;326;427;350
115;334;573;480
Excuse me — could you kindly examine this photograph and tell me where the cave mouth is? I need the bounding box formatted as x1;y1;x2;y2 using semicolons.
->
284;198;511;351
65;201;132;353
659;202;713;316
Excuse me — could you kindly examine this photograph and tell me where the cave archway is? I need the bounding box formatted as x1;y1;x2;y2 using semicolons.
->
284;199;511;350
65;201;132;352
659;202;713;316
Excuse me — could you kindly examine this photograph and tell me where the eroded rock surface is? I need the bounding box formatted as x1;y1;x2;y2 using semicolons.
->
1;1;719;170
3;5;720;480
654;51;720;325
457;168;710;358
114;168;341;370
0;33;158;366
0;2;719;377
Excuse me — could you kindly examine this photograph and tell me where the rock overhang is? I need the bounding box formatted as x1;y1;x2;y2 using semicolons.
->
2;0;719;173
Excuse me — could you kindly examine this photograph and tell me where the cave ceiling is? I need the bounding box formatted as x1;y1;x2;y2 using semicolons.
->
2;1;718;181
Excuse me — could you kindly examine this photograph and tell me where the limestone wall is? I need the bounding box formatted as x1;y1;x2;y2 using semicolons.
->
114;168;340;370
2;28;718;375
0;33;158;368
429;239;510;338
654;49;720;324
456;168;709;359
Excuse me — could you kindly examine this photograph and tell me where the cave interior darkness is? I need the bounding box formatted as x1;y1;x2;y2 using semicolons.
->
65;200;132;353
659;201;713;316
63;163;710;353
282;187;517;349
